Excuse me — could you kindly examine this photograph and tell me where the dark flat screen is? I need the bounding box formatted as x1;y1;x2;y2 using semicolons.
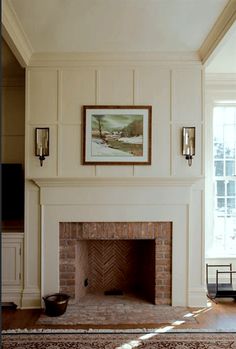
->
1;163;24;221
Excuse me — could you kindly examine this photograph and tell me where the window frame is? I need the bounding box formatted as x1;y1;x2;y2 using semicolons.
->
205;94;236;258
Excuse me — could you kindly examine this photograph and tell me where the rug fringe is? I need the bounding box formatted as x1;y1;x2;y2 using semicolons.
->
3;328;236;334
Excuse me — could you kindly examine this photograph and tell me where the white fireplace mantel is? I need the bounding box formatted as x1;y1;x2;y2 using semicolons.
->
31;176;206;308
32;176;203;188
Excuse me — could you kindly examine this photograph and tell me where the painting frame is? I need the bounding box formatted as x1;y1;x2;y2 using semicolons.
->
82;105;152;165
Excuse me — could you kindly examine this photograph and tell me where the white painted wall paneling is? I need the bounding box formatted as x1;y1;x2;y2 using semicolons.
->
26;64;203;178
61;69;96;124
25;59;205;307
28;69;58;124
21;181;41;308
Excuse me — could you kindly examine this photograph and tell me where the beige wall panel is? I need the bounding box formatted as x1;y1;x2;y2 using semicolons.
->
28;70;58;123
134;68;171;176
98;68;133;104
134;121;170;177
96;68;135;176
26;125;57;177
61;69;96;124
96;165;133;177
172;68;202;123
24;182;40;289
59;125;95;176
1;136;25;164
189;188;204;288
2;87;25;135
135;67;171;123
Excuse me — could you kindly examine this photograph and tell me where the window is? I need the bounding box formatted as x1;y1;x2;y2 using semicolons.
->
210;104;236;256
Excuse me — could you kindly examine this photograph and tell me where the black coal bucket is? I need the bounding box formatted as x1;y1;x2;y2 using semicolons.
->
43;293;70;317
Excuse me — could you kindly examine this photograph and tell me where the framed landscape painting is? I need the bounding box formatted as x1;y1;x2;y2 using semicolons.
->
83;105;152;165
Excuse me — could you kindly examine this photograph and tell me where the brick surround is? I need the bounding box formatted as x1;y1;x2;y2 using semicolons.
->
59;222;172;305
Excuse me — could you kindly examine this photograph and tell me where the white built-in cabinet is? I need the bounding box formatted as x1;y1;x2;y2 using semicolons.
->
2;232;24;307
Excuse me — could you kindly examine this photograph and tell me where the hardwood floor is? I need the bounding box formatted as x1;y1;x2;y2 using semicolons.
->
2;308;42;330
2;298;236;331
179;299;236;330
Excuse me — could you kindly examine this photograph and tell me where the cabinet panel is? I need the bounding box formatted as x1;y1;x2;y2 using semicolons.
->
2;233;23;287
2;243;21;285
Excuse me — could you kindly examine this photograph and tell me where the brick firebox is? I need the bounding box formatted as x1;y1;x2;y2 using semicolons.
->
59;222;172;305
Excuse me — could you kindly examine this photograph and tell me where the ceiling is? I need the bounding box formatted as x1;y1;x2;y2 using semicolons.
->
2;0;236;75
5;0;229;53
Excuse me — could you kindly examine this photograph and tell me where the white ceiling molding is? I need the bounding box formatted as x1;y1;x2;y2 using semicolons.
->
199;0;236;64
29;51;201;67
205;73;236;85
2;0;33;67
2;0;234;68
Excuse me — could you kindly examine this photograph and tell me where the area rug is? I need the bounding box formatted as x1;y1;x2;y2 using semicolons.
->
37;304;197;326
2;332;236;349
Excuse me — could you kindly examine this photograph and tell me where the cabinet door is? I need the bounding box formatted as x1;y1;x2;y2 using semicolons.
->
2;238;22;286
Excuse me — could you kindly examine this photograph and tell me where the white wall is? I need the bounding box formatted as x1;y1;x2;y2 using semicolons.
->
23;56;206;308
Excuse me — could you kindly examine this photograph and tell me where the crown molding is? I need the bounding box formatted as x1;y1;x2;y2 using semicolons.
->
205;73;236;85
205;73;236;91
2;0;33;67
1;0;235;68
28;51;201;67
31;177;202;188
199;0;236;65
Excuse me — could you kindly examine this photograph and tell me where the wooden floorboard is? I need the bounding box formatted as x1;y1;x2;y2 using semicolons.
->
2;299;236;331
2;309;42;330
179;299;236;330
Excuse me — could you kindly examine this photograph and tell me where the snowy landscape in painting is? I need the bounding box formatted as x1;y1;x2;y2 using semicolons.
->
91;114;144;158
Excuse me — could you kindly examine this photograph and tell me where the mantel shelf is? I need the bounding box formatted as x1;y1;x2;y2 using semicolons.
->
31;176;203;188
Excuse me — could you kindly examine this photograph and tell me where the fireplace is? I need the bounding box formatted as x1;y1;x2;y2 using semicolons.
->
59;222;172;305
33;177;205;308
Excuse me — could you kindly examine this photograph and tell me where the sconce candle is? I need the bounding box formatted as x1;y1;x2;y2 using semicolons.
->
39;146;43;157
35;128;49;166
182;127;195;167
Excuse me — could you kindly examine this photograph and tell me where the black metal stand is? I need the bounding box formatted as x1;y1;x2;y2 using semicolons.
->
206;263;236;301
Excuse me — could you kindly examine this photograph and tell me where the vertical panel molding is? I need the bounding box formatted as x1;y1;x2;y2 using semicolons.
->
95;69;100;105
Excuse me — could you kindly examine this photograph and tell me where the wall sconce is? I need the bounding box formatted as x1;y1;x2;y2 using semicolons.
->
182;127;195;167
35;128;49;166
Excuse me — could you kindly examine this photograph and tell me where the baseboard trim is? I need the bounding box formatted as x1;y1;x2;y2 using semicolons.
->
188;288;207;307
21;288;42;309
2;288;23;308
